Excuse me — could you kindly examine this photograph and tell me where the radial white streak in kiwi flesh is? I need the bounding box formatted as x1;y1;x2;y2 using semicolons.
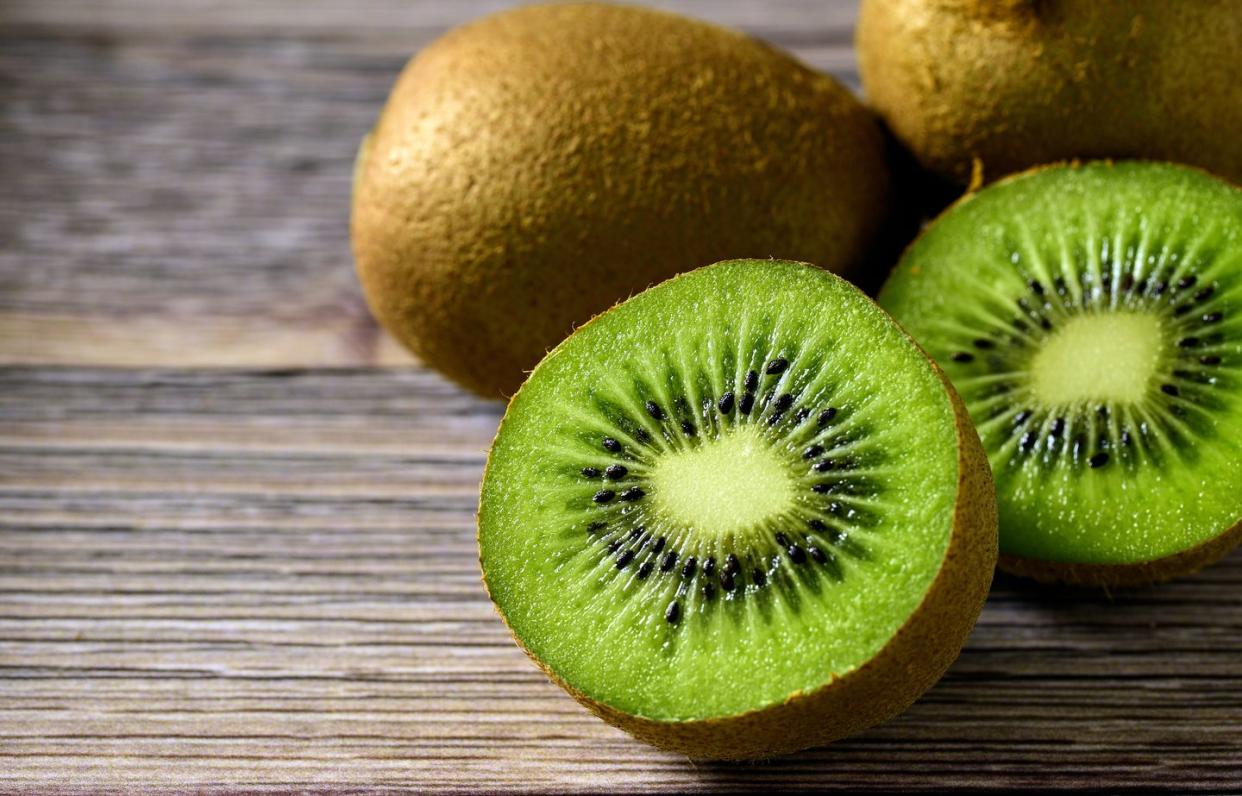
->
1029;312;1165;407
649;424;795;538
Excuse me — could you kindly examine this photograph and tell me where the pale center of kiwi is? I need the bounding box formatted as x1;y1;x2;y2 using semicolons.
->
1030;312;1165;406
648;424;795;536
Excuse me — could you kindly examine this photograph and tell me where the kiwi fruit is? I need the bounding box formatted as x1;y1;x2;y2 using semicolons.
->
478;259;997;759
856;0;1242;185
351;3;891;398
879;161;1242;586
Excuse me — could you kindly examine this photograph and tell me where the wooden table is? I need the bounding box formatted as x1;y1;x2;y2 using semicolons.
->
2;1;1239;791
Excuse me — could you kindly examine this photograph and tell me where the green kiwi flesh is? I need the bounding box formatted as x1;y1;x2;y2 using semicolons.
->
879;161;1242;580
479;260;995;757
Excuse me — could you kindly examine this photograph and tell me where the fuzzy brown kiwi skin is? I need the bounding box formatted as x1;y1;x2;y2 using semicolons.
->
999;519;1242;589
856;0;1242;185
352;2;891;399
477;264;998;760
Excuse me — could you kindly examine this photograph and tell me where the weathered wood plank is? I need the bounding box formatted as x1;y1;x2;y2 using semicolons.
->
0;0;859;369
1;368;1240;792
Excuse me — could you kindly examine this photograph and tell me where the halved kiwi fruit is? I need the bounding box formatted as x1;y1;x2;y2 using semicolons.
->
879;161;1242;586
478;260;996;759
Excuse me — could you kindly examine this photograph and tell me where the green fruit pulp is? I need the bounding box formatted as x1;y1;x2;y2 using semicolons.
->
479;260;965;722
879;161;1242;565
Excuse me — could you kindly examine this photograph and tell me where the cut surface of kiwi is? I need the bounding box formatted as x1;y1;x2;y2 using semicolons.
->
879;162;1242;584
479;260;996;759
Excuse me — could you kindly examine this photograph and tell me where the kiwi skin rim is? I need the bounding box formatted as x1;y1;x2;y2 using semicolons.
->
997;519;1242;589
477;262;999;760
881;159;1242;589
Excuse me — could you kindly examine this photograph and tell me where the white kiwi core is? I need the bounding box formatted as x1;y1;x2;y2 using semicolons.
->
649;424;795;536
1029;311;1165;407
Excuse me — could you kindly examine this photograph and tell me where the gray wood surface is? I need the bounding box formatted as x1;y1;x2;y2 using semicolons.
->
1;1;1240;792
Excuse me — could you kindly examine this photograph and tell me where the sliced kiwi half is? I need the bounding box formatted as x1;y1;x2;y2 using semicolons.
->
879;161;1242;586
478;260;996;760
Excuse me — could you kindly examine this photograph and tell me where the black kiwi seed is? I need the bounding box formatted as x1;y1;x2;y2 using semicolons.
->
773;393;794;412
581;467;600;478
660;551;678;572
808;544;827;564
1161;384;1180;397
681;420;696;436
1174;304;1193;317
718;392;735;414
766;358;789;375
1120;429;1132;446
1202;312;1223;323
593;489;615;503
1049;417;1065;437
652;536;666;553
702;581;716;600
1089;452;1110;468
607;540;622;553
665;600;680;624
744;370;759;391
808;518;827;532
1028;279;1044;295
1013;409;1032;426
645;401;665;420
794;407;811;424
1120;274;1135;292
752;568;766;587
775;532;790;547
724;553;740;575
602;437;621;453
812;483;832;494
616;550;635;569
1176;275;1197;290
629;527;644;540
787;544;807;564
604;464;627;480
587;520;607;532
818;407;837;426
681;557;697;579
1019;431;1037;452
814;460;835;472
720;570;736;592
952;352;974;363
973;338;995;350
738;393;755;415
703;557;717;577
1200;355;1222;365
803;445;824;459
1179;337;1200;348
619;487;645;502
1193;286;1216;303
635;428;651;443
637;560;654;579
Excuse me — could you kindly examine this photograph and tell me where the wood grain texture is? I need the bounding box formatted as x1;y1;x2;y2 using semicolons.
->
0;0;857;369
1;0;1240;792
1;368;1240;793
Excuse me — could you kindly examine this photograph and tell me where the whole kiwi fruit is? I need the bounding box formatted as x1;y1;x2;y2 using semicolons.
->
352;2;891;398
856;0;1242;185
